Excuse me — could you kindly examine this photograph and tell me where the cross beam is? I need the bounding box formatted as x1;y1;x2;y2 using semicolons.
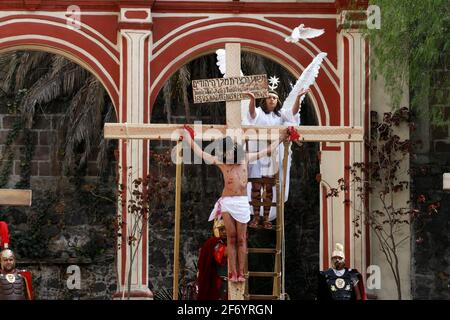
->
0;189;32;206
104;123;363;142
444;173;450;191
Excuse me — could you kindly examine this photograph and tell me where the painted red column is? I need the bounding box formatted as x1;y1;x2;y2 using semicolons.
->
338;9;370;276
114;6;153;300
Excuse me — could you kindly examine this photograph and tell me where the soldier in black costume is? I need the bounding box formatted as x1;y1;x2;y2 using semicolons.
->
318;243;366;300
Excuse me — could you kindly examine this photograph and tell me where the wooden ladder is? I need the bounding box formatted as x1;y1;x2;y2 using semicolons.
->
244;176;285;300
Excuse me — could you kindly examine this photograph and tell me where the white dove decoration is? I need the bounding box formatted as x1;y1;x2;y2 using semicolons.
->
281;52;327;115
216;48;227;75
216;48;248;123
284;24;325;43
215;49;243;76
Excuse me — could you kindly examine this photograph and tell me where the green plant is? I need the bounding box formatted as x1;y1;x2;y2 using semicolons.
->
366;0;450;124
118;150;175;299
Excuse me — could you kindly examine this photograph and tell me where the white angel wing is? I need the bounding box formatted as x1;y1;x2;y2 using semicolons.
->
284;24;324;43
216;48;248;124
216;49;227;75
281;52;327;115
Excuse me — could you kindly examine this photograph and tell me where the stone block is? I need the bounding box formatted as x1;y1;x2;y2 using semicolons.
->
431;126;448;139
14;160;38;175
38;161;51;176
33;116;52;130
14;131;38;145
33;146;50;160
39;131;54;145
0;130;9;144
434;141;450;153
2;116;20;129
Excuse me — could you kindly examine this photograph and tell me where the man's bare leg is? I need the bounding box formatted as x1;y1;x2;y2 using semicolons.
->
235;220;248;282
249;182;261;228
222;212;238;281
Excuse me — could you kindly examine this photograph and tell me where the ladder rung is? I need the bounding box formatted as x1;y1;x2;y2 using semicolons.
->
249;201;277;207
246;294;279;300
248;271;279;278
248;177;277;183
248;248;278;254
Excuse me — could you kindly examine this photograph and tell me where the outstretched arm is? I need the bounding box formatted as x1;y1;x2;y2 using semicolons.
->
291;88;310;115
243;92;256;119
247;129;289;163
181;129;219;165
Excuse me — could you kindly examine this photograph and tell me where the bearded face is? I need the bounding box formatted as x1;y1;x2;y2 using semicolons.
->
1;250;16;272
331;256;345;270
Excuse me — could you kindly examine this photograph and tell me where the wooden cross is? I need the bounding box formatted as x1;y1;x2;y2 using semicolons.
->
0;189;32;206
104;43;363;300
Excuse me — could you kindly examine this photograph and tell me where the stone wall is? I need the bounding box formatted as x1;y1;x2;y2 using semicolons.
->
0;115;106;180
0;179;118;299
411;56;450;300
0;101;118;299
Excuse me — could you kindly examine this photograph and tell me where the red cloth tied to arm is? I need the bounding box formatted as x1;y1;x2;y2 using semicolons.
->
287;126;300;141
183;124;195;139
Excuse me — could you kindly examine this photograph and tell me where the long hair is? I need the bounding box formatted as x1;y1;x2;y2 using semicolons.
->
260;91;282;117
213;136;245;164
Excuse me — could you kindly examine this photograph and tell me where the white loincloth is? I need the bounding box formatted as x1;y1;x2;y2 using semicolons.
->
209;196;251;224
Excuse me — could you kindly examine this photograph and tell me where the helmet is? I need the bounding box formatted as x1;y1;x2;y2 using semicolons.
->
213;218;225;238
332;243;345;259
0;222;15;271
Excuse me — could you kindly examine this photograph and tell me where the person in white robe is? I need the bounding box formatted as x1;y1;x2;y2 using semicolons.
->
243;88;308;229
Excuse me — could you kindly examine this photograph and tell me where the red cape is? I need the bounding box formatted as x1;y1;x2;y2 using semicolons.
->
18;270;33;300
196;237;222;300
355;270;367;300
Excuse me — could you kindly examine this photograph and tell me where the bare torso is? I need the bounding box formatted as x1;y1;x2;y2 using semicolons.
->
218;162;248;197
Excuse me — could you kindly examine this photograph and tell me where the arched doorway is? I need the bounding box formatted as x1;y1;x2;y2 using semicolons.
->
148;51;320;299
0;49;118;299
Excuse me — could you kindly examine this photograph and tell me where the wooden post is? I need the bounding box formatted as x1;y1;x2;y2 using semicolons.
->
225;43;241;128
444;173;450;191
173;141;183;300
280;141;290;299
0;189;32;206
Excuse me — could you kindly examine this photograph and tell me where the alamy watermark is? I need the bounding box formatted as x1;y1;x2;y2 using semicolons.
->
66;265;81;290
366;265;381;290
367;5;381;30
